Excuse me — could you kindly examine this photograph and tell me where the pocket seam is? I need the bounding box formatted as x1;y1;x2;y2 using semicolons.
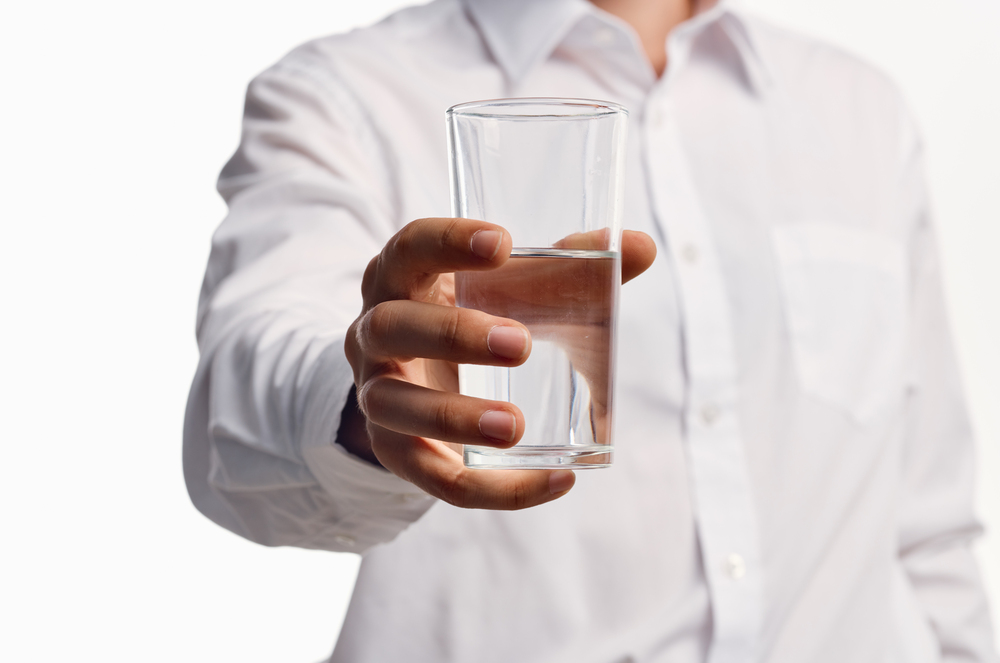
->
771;223;909;423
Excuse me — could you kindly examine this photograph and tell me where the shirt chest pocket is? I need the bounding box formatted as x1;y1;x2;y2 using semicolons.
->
771;224;910;423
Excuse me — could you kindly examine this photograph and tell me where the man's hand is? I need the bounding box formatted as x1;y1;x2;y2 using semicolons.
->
342;217;656;510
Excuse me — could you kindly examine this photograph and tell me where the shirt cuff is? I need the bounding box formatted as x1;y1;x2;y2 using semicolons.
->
299;342;435;551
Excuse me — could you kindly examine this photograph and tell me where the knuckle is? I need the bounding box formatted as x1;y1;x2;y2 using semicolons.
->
435;469;468;508
439;218;462;252
344;339;366;387
439;308;462;353
504;480;530;510
389;224;416;260
433;399;461;436
360;255;381;300
361;303;408;359
353;315;372;354
355;367;402;422
355;380;379;419
386;222;438;296
344;322;360;361
365;302;397;341
354;312;377;357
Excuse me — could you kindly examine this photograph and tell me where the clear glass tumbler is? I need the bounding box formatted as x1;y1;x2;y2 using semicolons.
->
447;98;628;469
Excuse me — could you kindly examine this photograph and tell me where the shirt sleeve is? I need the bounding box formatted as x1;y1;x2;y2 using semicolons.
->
182;43;435;554
896;107;999;662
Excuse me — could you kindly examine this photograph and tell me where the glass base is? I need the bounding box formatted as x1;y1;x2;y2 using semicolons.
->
464;445;613;469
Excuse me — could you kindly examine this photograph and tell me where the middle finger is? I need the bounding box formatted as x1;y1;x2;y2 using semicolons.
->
358;299;531;364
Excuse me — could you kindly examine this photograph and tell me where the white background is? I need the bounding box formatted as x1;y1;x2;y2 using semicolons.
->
1;1;997;661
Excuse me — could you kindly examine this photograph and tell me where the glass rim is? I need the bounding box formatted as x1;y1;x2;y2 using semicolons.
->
446;97;628;120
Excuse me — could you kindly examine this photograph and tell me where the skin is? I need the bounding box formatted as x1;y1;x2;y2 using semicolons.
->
339;1;692;510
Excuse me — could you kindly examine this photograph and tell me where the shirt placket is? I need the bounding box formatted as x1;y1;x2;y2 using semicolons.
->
643;43;765;663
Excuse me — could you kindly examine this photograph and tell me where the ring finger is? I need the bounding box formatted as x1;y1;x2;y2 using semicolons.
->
359;376;525;447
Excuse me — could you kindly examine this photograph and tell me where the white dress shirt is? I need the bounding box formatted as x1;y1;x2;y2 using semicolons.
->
183;0;998;661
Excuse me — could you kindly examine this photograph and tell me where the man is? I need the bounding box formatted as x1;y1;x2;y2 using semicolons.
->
183;0;998;660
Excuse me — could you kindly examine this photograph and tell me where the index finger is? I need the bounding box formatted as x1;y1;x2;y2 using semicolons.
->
363;217;512;305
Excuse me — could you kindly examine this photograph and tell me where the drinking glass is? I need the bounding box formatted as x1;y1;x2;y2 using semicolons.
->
447;98;628;469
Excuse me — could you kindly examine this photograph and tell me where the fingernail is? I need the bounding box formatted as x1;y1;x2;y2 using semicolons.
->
479;410;516;442
549;470;575;495
470;230;502;260
487;326;528;360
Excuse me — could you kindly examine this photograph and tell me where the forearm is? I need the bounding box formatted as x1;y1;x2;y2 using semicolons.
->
184;48;435;550
185;312;433;552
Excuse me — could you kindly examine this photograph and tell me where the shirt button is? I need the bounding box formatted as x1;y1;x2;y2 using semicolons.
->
649;108;666;129
725;553;746;580
681;244;699;264
700;404;720;425
334;534;356;547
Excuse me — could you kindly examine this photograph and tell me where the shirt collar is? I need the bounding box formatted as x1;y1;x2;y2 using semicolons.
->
462;0;772;94
462;0;591;84
711;2;774;93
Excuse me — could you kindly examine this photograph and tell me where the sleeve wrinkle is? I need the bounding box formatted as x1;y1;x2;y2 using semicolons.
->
185;44;430;553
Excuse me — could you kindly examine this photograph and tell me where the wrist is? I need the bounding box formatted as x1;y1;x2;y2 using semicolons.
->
336;385;384;468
